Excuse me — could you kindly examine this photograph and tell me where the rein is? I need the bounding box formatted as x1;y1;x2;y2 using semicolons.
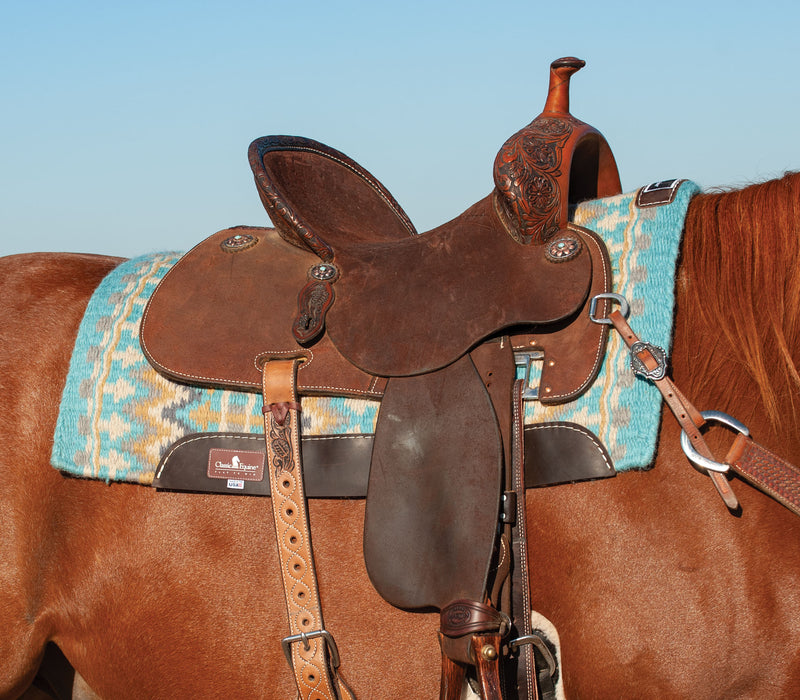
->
591;293;800;517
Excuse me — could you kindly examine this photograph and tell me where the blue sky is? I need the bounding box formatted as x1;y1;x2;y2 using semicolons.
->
2;1;798;257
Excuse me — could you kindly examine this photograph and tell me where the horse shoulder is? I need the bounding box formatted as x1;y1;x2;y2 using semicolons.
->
0;252;123;696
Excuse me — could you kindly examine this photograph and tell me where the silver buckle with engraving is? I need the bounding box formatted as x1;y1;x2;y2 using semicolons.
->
629;340;668;381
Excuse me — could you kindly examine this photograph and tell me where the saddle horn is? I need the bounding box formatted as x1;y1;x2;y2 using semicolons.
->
493;57;622;245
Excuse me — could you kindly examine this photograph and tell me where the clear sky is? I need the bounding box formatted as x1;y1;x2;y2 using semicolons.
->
2;1;798;257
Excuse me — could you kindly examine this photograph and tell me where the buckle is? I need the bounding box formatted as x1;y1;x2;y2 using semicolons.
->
281;629;341;670
679;410;750;475
514;350;545;400
509;634;557;678
629;340;668;381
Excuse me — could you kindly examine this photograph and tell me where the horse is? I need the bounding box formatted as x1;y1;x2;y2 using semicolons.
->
1;171;800;700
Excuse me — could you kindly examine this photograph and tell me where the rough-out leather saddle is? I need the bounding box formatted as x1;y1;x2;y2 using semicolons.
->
141;57;620;699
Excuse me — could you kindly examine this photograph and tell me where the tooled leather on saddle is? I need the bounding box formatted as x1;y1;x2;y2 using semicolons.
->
139;57;622;617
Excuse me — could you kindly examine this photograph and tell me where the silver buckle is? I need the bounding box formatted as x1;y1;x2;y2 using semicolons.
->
514;351;545;400
589;293;630;325
629;340;668;381
680;410;749;474
281;629;341;670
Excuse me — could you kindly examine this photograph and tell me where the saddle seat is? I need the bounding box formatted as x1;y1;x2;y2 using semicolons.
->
298;192;592;377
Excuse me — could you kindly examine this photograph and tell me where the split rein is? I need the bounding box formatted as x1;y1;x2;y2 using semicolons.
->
590;293;800;517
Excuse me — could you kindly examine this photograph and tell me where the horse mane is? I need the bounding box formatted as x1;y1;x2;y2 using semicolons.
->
681;172;800;427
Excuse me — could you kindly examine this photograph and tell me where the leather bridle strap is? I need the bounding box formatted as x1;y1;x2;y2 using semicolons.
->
261;358;354;700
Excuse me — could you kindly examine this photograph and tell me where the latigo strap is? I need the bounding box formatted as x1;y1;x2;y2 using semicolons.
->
508;380;539;700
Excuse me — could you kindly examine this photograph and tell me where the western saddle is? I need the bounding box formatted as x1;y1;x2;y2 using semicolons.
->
141;57;621;699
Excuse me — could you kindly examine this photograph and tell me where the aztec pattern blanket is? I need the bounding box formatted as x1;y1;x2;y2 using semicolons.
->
51;181;698;484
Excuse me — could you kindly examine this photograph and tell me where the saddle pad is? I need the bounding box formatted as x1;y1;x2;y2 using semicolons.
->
50;181;697;484
524;179;700;468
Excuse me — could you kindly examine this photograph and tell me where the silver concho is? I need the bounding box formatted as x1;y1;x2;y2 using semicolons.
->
309;263;339;282
630;341;668;381
220;233;259;253
545;234;581;262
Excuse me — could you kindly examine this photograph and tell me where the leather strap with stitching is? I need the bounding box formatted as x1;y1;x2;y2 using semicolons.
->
261;358;354;700
510;379;538;700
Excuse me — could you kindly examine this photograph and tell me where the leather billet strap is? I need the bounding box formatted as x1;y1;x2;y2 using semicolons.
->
509;380;538;700
606;309;740;510
260;358;354;700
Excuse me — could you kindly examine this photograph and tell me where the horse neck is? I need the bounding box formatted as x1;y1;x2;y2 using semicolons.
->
674;172;800;460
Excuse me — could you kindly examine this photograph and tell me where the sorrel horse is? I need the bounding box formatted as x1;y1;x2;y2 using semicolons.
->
2;173;800;699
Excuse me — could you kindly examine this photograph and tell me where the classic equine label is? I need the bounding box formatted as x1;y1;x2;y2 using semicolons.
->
207;448;265;481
